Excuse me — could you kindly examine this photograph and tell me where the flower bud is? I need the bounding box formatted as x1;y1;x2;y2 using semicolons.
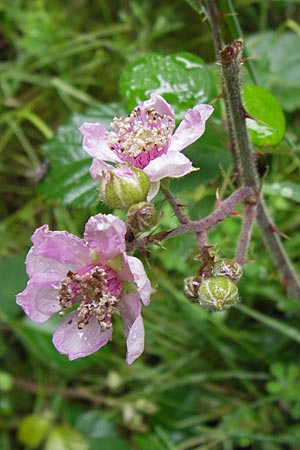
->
183;276;202;302
212;258;242;282
126;202;159;234
198;276;239;311
98;166;150;209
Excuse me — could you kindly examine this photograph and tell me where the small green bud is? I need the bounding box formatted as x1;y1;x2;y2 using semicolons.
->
126;202;159;233
198;276;239;311
98;166;150;209
183;276;202;302
212;258;242;282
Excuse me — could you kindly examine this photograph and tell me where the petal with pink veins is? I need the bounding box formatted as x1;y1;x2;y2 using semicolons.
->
125;256;152;305
119;294;145;364
16;274;61;322
142;93;175;118
31;225;91;268
52;311;112;360
126;315;145;365
144;151;197;182
84;214;127;261
79;123;119;162
89;158;113;180
168;104;214;153
25;249;78;279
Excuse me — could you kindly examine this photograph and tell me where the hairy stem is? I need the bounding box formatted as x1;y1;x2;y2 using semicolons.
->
256;199;300;299
135;186;255;247
236;202;257;265
220;39;258;187
160;184;189;224
206;0;300;298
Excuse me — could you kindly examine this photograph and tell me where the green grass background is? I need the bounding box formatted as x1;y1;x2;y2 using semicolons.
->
1;1;300;449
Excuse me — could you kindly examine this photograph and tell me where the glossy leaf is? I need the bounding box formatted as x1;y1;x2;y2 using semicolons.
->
242;84;285;148
39;103;126;207
119;52;211;118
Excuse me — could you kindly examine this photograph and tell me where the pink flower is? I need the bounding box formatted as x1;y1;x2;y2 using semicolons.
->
80;93;214;199
16;214;151;364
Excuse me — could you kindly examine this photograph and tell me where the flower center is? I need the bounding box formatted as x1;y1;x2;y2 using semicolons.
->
57;265;122;331
107;106;175;169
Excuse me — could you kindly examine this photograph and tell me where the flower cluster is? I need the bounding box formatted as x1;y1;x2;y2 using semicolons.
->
16;94;213;363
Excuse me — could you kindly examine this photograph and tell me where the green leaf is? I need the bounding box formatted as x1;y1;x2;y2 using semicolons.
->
39;103;126;207
17;414;52;449
247;31;300;112
242;84;285;148
0;255;27;320
263;181;300;203
75;411;131;450
119;52;211;118
45;426;88;450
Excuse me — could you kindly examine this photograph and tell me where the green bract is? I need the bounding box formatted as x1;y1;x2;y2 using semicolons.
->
212;258;243;282
98;167;150;210
198;276;239;311
242;84;286;149
126;202;159;233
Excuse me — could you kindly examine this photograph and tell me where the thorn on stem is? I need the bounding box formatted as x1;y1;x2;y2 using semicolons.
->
216;188;241;216
268;225;290;240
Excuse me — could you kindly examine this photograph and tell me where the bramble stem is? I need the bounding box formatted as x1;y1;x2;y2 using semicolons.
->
220;40;258;187
206;0;300;298
197;231;208;248
256;199;300;299
235;202;257;265
160;184;189;224
134;186;255;248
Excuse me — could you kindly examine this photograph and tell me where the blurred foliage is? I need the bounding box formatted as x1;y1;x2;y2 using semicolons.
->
1;1;300;450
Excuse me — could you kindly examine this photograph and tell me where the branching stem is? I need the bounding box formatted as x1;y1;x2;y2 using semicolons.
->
206;0;300;298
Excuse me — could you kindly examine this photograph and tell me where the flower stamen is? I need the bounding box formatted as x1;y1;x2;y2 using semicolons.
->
107;106;175;168
57;266;121;331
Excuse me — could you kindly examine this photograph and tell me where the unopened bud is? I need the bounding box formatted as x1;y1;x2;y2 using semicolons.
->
126;202;159;233
198;276;239;311
98;166;150;209
183;276;202;302
212;258;242;282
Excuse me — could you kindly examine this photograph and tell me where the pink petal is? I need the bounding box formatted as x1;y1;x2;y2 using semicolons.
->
26;249;75;279
168;104;214;153
119;294;144;364
126;315;145;365
52;311;112;360
84;214;126;261
16;275;61;322
144;151;197;182
79;123;119;162
142;93;175;118
126;256;152;306
89;158;113;180
30;225;91;268
146;181;160;201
